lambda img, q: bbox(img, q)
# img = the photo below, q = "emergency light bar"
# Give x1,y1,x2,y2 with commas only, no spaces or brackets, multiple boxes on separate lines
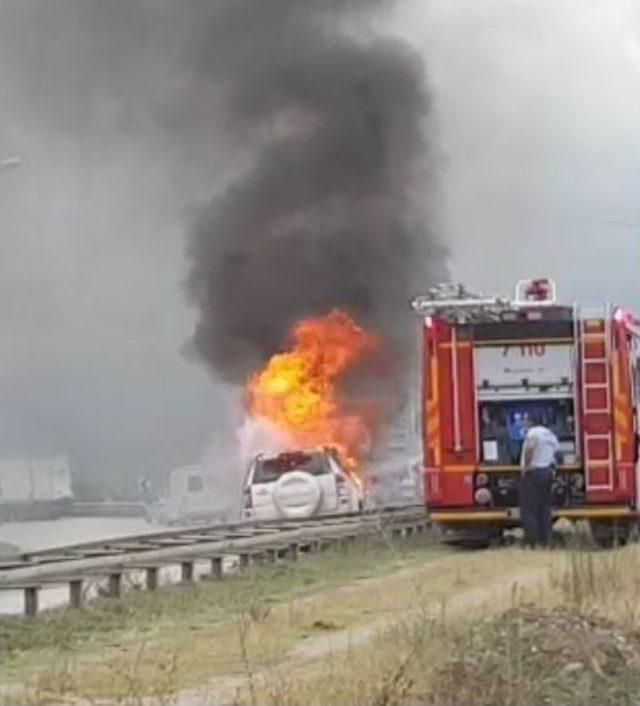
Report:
411,278,560,321
411,296,509,314
514,278,557,306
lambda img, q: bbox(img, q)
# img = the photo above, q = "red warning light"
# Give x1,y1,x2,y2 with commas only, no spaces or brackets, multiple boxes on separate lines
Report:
524,278,551,302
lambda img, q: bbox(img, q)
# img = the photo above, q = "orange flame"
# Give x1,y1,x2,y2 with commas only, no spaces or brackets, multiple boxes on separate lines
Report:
247,310,377,474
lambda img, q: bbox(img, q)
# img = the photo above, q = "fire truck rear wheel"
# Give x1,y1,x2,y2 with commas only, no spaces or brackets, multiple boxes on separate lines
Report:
589,519,631,548
439,523,502,550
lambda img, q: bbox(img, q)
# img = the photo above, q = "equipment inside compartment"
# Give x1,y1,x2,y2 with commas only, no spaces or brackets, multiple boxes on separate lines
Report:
479,399,576,466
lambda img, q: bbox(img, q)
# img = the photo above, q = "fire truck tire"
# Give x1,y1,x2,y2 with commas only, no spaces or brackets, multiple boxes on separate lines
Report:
589,519,631,548
438,523,502,549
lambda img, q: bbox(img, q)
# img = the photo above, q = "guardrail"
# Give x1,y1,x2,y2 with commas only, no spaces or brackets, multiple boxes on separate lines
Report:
0,505,428,616
69,501,146,518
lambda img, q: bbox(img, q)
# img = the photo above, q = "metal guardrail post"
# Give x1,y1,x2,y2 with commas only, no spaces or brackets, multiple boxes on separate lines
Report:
108,572,122,598
24,586,39,617
69,578,83,609
210,557,224,578
343,535,356,551
146,567,159,591
208,556,223,578
0,505,428,615
181,561,194,583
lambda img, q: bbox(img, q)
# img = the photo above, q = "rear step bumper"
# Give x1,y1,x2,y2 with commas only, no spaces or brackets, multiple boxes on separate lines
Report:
431,506,638,523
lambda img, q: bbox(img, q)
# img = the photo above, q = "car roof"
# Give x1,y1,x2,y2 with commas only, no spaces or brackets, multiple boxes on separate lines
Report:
257,448,330,461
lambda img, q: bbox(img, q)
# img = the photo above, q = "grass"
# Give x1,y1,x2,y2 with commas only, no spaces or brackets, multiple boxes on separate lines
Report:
430,607,640,706
4,533,639,706
0,532,451,703
551,544,640,628
236,543,640,706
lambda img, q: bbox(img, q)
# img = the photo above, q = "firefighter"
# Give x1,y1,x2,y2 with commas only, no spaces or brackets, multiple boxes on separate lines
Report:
519,412,559,547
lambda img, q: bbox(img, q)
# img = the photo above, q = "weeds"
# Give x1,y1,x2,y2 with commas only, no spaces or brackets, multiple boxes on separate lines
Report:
244,603,640,706
0,534,438,660
1,531,446,703
429,608,640,706
15,533,639,706
228,543,640,706
553,544,640,629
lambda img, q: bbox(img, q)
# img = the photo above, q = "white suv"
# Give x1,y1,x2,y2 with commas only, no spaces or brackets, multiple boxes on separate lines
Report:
241,449,362,521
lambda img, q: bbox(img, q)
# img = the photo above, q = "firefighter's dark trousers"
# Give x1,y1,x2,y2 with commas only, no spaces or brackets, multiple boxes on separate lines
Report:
520,467,554,547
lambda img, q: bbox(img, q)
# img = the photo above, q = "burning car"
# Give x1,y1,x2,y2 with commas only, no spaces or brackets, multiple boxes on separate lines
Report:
241,448,362,521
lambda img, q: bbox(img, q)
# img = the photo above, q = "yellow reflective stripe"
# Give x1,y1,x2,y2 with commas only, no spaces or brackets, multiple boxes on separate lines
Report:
612,350,631,460
431,511,509,523
427,347,441,466
431,506,637,524
555,507,636,519
439,342,472,349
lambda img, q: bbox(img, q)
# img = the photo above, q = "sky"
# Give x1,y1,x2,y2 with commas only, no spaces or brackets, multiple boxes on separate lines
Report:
0,2,239,495
0,0,638,495
405,0,640,307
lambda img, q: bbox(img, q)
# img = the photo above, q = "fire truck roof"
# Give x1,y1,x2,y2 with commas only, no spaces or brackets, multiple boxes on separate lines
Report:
412,280,640,344
411,279,573,325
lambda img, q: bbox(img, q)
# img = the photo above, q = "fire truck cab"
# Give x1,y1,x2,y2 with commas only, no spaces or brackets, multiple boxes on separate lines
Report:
412,278,640,545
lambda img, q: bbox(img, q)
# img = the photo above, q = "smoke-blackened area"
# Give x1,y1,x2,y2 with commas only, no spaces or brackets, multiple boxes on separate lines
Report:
186,0,446,386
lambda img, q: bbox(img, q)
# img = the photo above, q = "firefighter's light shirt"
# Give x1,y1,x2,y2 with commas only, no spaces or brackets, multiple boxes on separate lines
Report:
521,426,559,470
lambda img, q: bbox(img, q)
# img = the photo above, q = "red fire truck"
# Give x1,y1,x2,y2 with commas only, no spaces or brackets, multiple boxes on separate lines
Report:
412,278,640,545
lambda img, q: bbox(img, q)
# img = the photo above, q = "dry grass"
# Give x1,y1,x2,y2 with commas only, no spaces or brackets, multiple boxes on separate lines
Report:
0,532,451,704
5,536,640,706
551,544,640,629
228,544,640,706
430,607,640,706
218,548,555,705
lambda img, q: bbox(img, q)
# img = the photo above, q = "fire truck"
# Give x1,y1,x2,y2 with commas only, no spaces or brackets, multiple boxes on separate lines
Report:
412,278,640,546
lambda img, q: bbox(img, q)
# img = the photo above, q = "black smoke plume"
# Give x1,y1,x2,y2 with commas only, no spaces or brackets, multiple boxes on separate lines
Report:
186,0,446,387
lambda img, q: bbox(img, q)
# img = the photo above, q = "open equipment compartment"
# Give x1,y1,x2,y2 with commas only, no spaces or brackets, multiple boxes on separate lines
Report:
475,338,578,468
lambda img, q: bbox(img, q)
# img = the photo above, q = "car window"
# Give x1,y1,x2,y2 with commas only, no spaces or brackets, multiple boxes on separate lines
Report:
252,452,331,484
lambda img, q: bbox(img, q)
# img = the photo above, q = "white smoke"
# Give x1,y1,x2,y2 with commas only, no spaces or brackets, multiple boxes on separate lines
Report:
235,417,297,467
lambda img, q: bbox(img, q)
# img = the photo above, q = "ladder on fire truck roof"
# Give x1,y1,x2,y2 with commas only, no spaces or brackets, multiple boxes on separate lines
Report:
411,278,558,323
579,306,614,492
